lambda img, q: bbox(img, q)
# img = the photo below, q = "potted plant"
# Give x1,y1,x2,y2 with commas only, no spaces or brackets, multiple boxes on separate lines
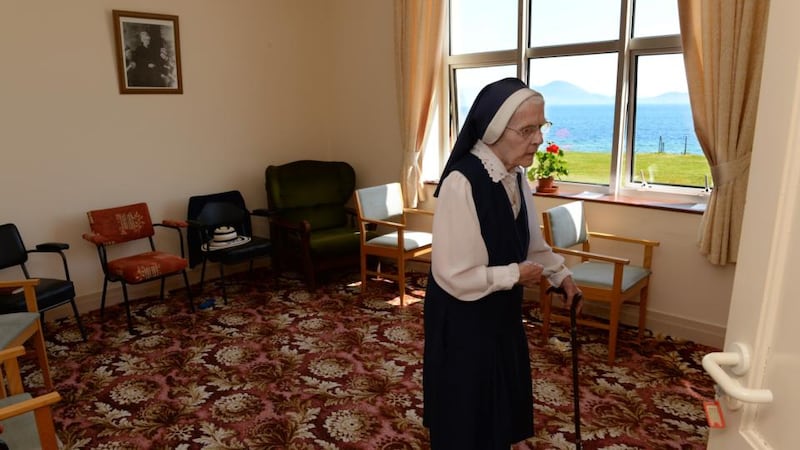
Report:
527,142,569,193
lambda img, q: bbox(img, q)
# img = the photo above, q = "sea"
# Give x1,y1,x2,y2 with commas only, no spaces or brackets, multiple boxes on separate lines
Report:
544,104,702,155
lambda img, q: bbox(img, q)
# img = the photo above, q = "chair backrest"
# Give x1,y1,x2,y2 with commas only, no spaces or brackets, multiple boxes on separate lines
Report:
86,202,155,244
265,160,356,231
542,201,588,248
0,223,27,270
187,191,251,267
355,182,405,222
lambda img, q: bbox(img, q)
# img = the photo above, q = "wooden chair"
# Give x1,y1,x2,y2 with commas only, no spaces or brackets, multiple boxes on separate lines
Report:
353,182,433,306
0,345,62,450
0,279,53,391
83,202,194,334
539,201,660,363
256,160,361,289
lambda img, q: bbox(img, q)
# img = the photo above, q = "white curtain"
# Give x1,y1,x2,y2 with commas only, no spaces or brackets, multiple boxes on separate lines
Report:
394,0,445,206
678,0,770,264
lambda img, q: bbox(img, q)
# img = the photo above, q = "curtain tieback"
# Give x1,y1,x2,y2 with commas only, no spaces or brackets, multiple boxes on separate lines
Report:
710,155,750,186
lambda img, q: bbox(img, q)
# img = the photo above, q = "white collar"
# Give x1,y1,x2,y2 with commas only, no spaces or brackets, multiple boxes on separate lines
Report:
471,141,522,183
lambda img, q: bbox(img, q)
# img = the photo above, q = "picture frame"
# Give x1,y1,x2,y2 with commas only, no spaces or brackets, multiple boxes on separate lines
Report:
112,10,183,94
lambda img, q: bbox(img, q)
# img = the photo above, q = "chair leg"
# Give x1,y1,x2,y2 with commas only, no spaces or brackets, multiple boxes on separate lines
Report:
183,270,195,312
398,257,406,307
100,278,109,319
540,286,552,341
219,263,228,304
200,258,208,290
638,286,649,342
608,300,622,364
359,251,368,294
121,282,135,334
31,324,53,390
69,298,87,341
159,277,166,300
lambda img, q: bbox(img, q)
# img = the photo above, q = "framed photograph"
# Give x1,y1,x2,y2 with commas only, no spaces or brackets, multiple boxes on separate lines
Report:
112,10,183,94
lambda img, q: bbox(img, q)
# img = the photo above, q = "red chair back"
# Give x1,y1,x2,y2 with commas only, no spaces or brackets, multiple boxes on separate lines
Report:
86,203,155,244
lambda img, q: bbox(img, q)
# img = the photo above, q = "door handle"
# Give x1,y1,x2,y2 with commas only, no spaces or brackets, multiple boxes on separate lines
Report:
702,342,773,408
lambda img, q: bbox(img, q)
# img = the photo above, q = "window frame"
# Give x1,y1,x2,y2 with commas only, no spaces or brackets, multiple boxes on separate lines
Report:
434,0,710,203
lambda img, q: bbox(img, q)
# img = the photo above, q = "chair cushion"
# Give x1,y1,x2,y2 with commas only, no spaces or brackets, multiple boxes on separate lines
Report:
0,393,41,450
107,251,188,283
0,312,39,348
0,278,75,315
307,226,362,256
570,262,650,291
366,231,433,251
204,236,272,264
281,205,348,231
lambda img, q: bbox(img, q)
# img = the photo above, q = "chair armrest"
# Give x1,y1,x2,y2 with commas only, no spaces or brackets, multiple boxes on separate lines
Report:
0,391,62,421
551,246,630,265
589,231,660,247
28,243,72,281
160,219,188,228
268,215,312,233
359,217,405,229
404,207,434,217
588,232,659,268
0,280,39,312
33,242,69,252
251,208,271,217
82,232,113,245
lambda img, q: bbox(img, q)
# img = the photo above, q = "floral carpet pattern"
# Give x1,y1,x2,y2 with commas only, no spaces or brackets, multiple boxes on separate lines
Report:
21,269,719,449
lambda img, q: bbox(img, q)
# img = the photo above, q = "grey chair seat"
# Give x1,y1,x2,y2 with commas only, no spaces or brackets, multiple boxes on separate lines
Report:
0,311,39,348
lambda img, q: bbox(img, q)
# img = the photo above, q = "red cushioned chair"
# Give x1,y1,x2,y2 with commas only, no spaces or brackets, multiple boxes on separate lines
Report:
83,202,194,333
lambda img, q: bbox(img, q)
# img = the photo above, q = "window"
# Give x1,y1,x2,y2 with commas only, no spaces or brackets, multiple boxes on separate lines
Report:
434,0,711,195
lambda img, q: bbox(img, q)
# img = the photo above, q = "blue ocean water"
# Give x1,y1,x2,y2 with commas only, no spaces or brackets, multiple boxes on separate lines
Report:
546,104,703,155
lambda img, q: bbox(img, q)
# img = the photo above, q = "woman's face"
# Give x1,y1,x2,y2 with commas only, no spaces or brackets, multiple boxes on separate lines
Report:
491,97,546,171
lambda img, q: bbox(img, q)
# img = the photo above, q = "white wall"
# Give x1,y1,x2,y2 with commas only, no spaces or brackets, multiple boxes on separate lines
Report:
1,0,734,347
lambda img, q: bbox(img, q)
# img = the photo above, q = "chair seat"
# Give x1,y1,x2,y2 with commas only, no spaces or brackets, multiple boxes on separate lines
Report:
108,251,189,283
203,236,272,264
0,392,41,449
0,278,75,314
570,262,650,292
306,226,362,256
0,312,39,348
366,231,432,251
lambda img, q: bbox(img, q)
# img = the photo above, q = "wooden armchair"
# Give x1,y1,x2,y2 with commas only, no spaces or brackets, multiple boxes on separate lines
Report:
539,201,660,363
255,160,361,288
0,346,61,450
354,182,432,306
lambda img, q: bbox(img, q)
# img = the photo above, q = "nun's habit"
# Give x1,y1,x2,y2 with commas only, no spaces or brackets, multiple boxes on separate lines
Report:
423,78,569,449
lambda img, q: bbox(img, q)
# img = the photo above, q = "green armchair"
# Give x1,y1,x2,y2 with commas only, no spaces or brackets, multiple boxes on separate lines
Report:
254,160,361,288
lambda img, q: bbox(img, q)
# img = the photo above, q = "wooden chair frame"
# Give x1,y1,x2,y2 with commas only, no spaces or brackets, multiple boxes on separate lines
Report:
0,279,52,391
540,202,660,363
354,183,433,306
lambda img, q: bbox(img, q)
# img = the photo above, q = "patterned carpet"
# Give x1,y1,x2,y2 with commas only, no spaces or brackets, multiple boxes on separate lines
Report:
21,269,718,449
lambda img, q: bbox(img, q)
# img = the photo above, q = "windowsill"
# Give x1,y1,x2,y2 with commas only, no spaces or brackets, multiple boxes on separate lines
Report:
532,190,706,214
423,180,708,214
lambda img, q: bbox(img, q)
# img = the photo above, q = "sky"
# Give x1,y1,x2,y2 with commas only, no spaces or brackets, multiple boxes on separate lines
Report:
450,0,685,97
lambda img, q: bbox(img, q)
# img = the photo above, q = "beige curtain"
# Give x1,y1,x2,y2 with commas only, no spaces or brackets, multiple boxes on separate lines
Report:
394,0,445,206
678,0,770,265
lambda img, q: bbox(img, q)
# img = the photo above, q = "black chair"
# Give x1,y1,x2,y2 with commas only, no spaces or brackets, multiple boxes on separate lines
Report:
187,191,272,303
0,223,87,341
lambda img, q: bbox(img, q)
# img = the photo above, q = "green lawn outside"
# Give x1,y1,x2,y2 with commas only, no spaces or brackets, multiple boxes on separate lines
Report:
552,151,712,187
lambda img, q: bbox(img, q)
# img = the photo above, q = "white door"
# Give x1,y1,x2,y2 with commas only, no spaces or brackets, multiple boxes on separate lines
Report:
705,0,800,448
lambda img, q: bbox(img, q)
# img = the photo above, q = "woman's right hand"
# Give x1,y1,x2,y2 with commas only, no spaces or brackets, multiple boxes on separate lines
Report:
517,260,544,287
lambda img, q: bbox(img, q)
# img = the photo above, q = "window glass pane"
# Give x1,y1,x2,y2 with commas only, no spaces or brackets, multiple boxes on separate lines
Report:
530,0,621,47
450,0,517,55
529,54,618,185
631,54,710,188
633,0,680,37
454,65,517,132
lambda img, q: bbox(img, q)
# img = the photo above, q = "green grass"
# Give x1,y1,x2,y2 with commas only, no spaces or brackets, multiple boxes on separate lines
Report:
556,151,712,187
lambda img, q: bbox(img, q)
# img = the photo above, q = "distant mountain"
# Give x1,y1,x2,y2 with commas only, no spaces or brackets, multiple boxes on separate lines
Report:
533,80,689,105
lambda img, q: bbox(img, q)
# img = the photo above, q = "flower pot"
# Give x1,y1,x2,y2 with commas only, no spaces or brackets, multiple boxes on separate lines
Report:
536,176,558,193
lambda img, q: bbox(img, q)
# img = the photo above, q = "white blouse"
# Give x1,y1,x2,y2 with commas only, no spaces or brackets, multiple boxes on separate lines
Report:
431,142,570,301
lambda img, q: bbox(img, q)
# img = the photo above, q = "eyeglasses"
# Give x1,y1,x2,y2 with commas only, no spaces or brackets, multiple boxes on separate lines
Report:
505,121,552,139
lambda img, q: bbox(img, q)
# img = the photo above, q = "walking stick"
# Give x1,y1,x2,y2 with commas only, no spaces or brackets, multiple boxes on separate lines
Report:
547,287,583,449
